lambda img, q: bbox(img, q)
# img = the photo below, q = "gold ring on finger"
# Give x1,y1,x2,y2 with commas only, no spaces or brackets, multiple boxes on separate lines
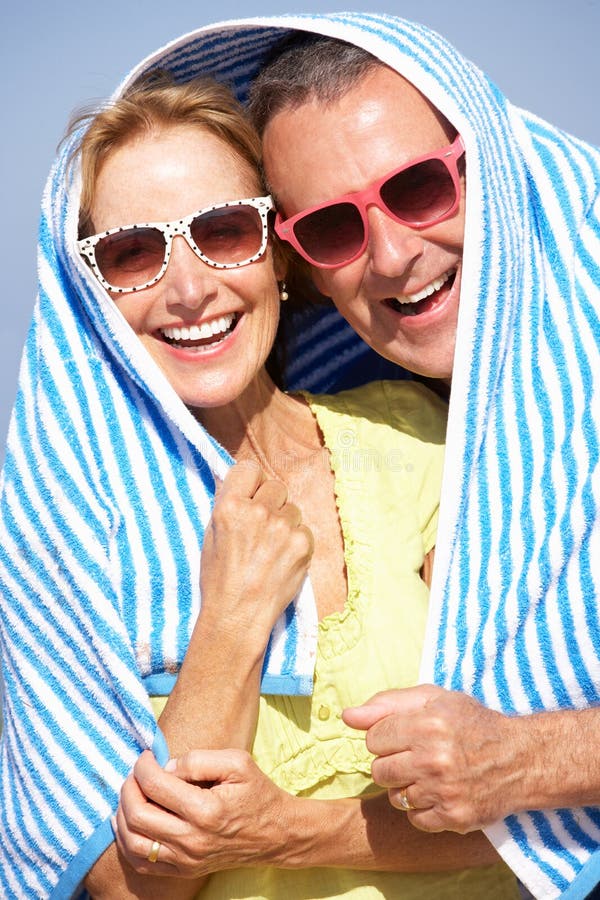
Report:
147,840,161,864
398,791,415,811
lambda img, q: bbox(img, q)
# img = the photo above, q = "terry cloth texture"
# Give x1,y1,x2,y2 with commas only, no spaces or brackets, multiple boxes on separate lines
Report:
1,11,599,900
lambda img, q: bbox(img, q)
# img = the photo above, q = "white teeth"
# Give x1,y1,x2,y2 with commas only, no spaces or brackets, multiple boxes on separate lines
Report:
162,313,235,342
402,270,453,304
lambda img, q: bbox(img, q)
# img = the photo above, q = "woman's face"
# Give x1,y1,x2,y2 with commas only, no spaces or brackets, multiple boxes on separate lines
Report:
89,125,282,409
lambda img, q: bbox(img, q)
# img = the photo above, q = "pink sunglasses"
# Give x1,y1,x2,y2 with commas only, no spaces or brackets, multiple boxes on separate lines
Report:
274,134,465,269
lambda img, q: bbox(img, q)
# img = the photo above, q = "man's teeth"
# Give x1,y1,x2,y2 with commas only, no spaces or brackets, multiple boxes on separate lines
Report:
162,314,235,343
402,270,452,304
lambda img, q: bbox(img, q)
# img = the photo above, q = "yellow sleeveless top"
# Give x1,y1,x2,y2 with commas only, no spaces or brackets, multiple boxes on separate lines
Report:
154,381,519,899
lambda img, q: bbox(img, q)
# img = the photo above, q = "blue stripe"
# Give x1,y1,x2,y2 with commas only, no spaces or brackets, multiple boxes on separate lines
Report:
504,812,570,892
449,206,499,692
562,850,600,900
489,418,516,713
556,808,600,856
507,237,544,710
143,672,177,695
142,399,211,658
260,672,313,695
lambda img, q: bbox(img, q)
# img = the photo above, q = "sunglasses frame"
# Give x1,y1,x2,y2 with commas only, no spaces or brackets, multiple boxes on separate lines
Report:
274,135,465,269
77,195,274,294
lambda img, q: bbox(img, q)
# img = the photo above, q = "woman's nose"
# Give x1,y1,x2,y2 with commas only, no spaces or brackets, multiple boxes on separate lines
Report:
364,205,424,278
162,234,219,310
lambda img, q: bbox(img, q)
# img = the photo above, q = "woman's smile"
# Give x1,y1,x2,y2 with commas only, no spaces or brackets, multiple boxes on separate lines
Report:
159,311,241,352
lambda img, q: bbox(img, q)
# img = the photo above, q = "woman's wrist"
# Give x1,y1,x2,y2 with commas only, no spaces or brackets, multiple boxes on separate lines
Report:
268,795,354,869
158,611,267,755
271,793,501,872
195,599,275,663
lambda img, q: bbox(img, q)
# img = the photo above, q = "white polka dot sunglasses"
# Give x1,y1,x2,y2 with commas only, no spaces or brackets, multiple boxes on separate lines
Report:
77,195,273,294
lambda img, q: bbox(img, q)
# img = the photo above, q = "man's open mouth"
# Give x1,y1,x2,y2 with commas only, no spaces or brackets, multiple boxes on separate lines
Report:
385,269,456,316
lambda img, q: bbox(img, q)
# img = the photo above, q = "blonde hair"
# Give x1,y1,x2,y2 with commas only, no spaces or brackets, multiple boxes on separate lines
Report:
68,71,263,238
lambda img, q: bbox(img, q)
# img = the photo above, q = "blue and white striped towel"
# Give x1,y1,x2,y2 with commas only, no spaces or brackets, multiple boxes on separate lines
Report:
1,11,600,899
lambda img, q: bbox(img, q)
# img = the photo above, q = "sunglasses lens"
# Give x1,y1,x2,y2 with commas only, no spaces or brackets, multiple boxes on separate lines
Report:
381,159,456,225
191,205,264,265
95,228,166,289
293,202,364,266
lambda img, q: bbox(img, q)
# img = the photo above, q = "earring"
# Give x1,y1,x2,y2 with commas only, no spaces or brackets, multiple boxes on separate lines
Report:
279,281,289,302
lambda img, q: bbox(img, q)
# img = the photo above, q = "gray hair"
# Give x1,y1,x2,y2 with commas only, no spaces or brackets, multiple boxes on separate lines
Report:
247,34,383,135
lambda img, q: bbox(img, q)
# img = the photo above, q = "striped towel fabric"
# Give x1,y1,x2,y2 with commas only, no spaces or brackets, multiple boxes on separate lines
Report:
1,11,599,899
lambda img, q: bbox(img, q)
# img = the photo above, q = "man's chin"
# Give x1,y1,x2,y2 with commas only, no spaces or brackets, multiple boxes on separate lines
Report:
366,339,455,382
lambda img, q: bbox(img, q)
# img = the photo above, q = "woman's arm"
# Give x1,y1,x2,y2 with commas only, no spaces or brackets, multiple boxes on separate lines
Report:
157,463,313,755
113,748,501,881
420,546,435,589
85,463,313,899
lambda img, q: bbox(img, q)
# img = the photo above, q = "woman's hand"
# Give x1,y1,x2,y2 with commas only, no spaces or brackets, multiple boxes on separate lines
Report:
114,749,292,878
115,748,503,879
200,461,314,640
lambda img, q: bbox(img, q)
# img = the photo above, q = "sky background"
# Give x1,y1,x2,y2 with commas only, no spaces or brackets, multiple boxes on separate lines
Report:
2,0,599,460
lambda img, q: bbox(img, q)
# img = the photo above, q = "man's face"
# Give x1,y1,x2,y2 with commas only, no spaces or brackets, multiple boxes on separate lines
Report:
262,65,465,381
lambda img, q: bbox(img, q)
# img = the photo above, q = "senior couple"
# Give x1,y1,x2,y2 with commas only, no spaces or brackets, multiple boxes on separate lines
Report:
1,11,599,900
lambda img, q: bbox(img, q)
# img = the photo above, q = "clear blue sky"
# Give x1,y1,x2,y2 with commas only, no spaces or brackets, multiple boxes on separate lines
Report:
2,0,599,458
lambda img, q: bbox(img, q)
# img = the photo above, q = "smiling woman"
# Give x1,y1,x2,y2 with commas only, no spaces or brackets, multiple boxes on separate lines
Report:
82,123,282,409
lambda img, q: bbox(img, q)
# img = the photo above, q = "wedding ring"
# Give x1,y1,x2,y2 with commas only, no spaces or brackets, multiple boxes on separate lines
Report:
147,840,161,864
398,791,415,811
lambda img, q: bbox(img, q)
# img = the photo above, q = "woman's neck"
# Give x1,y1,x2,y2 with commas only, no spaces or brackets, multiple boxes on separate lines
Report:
195,369,348,620
192,369,323,479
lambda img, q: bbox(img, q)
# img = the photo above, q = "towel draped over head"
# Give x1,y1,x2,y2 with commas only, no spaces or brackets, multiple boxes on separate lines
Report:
1,12,599,899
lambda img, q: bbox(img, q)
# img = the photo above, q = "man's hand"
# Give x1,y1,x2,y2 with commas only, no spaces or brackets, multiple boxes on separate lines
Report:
343,685,528,833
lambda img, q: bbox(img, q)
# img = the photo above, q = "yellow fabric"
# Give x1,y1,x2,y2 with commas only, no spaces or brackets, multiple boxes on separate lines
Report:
154,381,519,899
250,381,445,799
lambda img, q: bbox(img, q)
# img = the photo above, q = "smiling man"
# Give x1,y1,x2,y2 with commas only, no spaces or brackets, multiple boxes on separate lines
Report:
242,23,600,900
253,49,463,382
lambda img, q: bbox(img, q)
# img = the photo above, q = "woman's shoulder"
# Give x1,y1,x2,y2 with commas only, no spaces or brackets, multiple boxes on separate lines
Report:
303,379,448,446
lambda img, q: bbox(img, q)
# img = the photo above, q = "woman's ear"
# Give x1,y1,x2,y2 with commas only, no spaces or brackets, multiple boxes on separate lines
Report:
271,235,289,282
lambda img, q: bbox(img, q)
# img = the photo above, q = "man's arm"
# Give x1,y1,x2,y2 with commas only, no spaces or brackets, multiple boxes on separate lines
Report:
344,685,600,833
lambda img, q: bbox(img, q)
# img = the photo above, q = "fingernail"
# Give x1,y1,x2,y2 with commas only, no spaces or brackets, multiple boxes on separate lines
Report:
164,758,177,772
